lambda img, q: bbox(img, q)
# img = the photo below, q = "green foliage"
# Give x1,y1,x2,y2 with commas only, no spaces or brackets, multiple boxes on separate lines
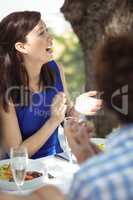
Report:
54,32,85,101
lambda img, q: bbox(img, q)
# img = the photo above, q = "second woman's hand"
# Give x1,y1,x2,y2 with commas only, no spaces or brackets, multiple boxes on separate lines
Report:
64,119,101,164
74,91,102,116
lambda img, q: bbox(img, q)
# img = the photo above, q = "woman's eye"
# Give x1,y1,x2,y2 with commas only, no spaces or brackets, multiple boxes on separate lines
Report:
38,28,49,36
39,31,45,36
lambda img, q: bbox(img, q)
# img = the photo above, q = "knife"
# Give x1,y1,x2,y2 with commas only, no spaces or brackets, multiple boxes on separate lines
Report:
54,154,70,162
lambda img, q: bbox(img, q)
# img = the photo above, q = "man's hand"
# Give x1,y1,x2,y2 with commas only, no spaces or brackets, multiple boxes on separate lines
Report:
34,185,65,200
64,119,102,164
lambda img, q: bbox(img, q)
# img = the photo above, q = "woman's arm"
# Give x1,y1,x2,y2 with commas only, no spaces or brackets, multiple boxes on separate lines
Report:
1,93,67,158
58,64,72,107
58,63,81,118
58,63,103,117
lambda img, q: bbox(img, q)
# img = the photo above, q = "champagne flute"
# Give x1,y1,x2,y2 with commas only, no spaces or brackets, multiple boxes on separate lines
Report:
64,116,95,163
10,147,28,193
64,117,80,164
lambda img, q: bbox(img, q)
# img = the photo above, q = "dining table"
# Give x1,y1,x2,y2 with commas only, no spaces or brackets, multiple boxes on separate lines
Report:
0,152,80,196
0,137,105,196
37,153,80,193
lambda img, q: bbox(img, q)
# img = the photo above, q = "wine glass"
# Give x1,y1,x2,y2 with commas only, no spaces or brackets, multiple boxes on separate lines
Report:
10,147,28,193
64,116,95,163
64,117,80,164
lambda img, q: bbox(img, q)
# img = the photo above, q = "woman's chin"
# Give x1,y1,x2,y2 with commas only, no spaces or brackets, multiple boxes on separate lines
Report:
42,55,53,64
47,54,54,61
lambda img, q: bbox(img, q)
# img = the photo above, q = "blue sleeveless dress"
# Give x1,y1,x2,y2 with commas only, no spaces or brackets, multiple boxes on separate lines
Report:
15,60,64,159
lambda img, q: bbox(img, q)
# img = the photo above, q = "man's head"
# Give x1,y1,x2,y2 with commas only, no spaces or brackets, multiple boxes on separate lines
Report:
94,33,133,123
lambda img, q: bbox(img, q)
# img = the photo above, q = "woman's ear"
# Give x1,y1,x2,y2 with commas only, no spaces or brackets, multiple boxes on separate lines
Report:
15,42,28,54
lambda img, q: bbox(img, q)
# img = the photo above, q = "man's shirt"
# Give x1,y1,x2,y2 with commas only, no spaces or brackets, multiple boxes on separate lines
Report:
69,124,133,200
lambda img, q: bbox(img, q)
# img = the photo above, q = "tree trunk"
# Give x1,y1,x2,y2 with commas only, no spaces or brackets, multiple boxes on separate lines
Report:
61,0,117,90
61,0,133,137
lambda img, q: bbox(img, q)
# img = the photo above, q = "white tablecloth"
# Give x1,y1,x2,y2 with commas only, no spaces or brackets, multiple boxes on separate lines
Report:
37,155,79,194
0,154,79,195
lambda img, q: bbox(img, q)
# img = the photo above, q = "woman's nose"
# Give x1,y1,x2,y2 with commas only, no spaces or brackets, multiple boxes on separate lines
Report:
47,31,53,41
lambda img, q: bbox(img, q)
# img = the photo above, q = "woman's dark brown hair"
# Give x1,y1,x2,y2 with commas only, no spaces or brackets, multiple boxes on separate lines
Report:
94,33,133,123
0,11,54,111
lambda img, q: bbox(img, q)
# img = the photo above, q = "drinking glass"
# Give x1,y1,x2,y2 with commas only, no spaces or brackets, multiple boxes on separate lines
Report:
10,147,28,192
64,117,80,164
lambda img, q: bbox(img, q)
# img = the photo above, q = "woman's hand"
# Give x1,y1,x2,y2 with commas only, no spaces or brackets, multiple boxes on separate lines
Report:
66,105,81,120
74,91,102,115
64,119,102,164
51,92,67,123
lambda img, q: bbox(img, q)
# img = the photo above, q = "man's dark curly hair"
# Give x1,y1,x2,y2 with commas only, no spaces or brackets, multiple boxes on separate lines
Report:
94,33,133,123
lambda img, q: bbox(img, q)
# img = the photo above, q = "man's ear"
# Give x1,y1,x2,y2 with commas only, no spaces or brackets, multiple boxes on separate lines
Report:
15,42,28,54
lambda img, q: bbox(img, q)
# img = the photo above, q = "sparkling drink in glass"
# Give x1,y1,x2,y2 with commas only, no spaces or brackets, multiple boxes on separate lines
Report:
64,117,79,164
10,147,28,191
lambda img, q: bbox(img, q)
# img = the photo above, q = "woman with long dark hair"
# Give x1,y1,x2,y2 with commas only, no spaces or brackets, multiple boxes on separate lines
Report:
0,11,69,159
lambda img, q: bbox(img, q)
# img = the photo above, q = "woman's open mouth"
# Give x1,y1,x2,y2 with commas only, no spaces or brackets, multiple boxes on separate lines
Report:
46,47,53,54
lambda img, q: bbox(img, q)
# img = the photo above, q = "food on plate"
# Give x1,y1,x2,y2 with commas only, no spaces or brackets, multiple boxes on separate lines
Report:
48,173,55,179
0,164,43,181
0,164,11,181
90,138,105,151
97,143,105,151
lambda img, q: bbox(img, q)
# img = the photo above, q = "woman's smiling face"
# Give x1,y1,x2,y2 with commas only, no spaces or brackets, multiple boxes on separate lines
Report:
24,19,53,64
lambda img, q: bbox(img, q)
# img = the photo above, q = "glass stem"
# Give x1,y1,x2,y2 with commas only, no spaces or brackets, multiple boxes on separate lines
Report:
68,151,73,164
17,185,22,194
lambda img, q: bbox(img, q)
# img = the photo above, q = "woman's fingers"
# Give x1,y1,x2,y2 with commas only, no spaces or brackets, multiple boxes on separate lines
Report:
52,92,67,107
75,91,102,115
51,92,67,120
59,104,67,115
87,90,98,97
88,91,102,107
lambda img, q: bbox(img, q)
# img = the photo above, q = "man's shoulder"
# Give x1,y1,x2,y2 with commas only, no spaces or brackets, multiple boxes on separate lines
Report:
70,153,109,199
75,152,108,182
75,147,124,184
70,147,133,200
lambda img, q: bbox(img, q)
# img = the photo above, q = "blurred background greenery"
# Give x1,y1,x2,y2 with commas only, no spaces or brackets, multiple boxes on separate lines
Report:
53,32,85,102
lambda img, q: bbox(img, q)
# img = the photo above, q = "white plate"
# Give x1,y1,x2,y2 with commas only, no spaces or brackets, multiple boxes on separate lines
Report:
90,138,105,145
39,156,79,194
46,158,79,178
90,138,105,150
0,157,79,194
0,159,47,192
